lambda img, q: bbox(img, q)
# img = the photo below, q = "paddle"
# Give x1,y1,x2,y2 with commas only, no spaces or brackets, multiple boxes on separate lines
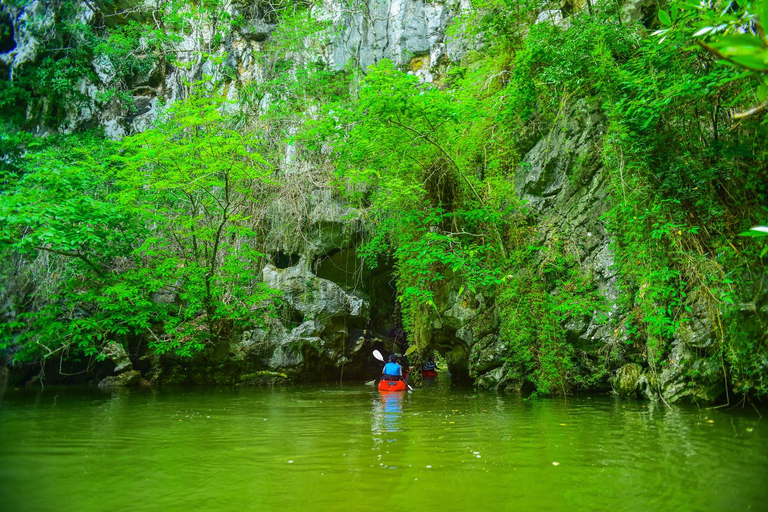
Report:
373,350,413,390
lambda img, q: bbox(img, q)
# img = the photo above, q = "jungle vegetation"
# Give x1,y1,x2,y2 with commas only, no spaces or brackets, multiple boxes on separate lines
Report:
0,0,766,398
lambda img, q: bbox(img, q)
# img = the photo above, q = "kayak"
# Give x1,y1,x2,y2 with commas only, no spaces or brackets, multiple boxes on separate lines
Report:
421,370,438,378
378,380,407,392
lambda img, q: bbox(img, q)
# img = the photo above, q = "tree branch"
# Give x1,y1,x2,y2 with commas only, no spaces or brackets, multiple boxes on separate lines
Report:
732,100,768,119
696,40,768,73
385,118,482,203
34,247,106,277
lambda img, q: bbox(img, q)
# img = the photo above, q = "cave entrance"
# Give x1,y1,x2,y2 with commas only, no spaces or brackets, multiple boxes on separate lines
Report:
314,247,399,342
306,246,402,382
0,11,15,54
273,250,300,269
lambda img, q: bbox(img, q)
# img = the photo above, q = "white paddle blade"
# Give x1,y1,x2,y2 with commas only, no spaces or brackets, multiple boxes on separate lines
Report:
373,350,384,362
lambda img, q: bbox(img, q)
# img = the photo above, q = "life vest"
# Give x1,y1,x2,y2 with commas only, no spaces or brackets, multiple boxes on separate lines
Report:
382,362,402,376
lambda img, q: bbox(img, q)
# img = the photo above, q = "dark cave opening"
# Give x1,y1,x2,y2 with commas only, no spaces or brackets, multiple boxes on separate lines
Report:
273,250,300,269
0,11,16,54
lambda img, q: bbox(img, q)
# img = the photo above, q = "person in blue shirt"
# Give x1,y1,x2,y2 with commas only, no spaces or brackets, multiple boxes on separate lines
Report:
381,354,403,381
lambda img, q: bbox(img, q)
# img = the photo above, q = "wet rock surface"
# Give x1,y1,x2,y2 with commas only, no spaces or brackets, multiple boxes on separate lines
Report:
98,370,141,388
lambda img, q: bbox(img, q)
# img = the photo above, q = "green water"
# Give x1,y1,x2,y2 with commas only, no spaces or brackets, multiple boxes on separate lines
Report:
1,382,766,511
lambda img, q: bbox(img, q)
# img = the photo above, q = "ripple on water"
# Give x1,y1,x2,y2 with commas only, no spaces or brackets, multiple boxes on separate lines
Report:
0,386,766,511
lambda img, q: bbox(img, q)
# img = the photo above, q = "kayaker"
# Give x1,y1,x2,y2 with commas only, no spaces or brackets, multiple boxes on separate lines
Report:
422,357,438,379
381,354,404,381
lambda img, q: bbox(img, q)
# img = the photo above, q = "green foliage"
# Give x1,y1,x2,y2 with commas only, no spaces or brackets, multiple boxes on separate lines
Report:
654,0,768,99
307,59,513,351
2,0,767,398
0,134,161,361
499,233,607,395
0,94,279,364
0,0,211,129
119,93,278,353
455,0,767,398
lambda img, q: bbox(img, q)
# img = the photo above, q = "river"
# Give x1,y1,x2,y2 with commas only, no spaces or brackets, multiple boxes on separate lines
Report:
0,381,766,511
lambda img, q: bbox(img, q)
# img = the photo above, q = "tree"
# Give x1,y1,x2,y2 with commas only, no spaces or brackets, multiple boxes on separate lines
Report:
0,94,279,366
118,93,278,354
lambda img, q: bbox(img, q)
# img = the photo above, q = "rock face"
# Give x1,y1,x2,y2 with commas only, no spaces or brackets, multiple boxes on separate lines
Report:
0,0,458,138
101,342,133,373
98,370,141,388
243,258,370,373
3,1,762,401
0,1,52,79
516,99,619,344
462,100,618,391
326,0,458,81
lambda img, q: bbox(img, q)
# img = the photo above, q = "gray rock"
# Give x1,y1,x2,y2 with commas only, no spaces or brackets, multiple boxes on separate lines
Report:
658,339,723,403
443,292,484,329
101,342,133,373
239,19,275,42
469,334,505,375
224,260,375,374
536,10,564,26
475,365,507,390
622,0,656,24
98,370,141,387
330,0,457,72
0,1,54,78
262,259,368,320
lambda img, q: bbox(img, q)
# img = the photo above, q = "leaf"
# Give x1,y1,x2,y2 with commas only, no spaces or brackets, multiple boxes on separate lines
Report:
693,27,713,37
758,84,768,102
405,345,417,356
658,10,672,26
761,0,768,30
739,226,768,237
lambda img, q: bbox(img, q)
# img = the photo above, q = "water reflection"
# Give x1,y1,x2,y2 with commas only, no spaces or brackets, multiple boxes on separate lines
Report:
1,386,767,512
372,391,404,434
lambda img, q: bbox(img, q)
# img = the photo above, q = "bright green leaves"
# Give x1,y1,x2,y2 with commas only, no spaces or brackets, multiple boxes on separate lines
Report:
333,59,477,196
0,135,163,362
1,94,279,364
654,0,768,114
704,34,768,73
739,226,768,237
499,239,606,396
0,135,133,274
118,93,276,353
318,59,513,353
739,226,768,257
658,9,673,27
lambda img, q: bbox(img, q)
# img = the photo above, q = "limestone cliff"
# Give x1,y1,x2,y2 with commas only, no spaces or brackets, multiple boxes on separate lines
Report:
1,0,765,402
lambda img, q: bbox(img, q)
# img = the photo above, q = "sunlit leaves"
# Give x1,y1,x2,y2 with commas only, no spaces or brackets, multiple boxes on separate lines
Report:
0,94,279,363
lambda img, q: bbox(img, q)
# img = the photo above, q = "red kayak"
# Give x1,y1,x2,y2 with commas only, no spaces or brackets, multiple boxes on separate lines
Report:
378,380,407,392
421,370,438,378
